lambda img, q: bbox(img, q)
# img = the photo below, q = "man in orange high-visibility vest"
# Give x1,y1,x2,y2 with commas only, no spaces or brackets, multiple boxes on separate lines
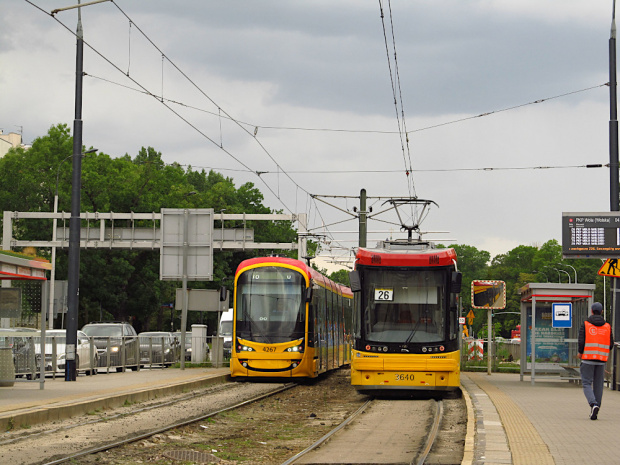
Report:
578,302,614,420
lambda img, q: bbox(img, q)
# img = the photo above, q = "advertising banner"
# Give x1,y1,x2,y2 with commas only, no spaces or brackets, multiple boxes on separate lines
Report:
526,306,569,363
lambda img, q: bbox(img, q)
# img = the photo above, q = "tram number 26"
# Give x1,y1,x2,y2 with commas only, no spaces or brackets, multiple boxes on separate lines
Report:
374,289,393,301
395,373,414,381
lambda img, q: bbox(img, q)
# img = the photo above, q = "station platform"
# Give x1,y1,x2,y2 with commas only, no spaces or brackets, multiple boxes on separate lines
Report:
461,371,620,465
1,368,618,464
0,367,231,432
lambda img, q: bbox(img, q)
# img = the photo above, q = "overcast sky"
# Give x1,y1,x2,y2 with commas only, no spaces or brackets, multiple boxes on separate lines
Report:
1,1,617,268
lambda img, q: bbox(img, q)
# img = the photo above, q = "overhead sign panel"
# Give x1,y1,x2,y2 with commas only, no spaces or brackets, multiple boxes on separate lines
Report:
562,212,620,258
160,208,214,281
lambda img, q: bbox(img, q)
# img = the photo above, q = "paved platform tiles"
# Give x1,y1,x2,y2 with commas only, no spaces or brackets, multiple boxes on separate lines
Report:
463,372,620,465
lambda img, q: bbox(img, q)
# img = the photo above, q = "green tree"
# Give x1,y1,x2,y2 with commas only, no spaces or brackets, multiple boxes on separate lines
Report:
448,244,491,336
329,269,351,287
0,125,300,333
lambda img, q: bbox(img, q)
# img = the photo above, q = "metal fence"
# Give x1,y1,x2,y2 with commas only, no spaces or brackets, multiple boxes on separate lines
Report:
0,332,230,384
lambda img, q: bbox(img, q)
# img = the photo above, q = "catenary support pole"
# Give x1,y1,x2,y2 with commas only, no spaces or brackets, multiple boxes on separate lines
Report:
610,1,620,390
65,2,84,381
359,189,367,248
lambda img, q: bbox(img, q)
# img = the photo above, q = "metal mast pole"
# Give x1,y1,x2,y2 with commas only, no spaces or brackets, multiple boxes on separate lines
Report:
65,1,84,381
359,189,367,248
610,0,620,390
611,1,619,210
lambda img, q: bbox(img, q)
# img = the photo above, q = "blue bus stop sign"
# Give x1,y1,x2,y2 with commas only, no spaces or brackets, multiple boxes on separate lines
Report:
552,303,572,328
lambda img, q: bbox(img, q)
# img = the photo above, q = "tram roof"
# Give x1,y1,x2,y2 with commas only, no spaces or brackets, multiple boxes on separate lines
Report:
235,256,353,297
355,246,457,268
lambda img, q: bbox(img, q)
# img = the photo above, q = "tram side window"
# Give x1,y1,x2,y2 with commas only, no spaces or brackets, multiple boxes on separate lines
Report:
315,286,325,345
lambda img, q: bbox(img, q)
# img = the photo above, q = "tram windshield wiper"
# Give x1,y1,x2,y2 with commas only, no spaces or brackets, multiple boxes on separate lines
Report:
405,319,422,344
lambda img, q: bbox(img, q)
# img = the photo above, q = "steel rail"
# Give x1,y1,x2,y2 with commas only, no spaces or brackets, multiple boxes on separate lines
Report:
41,383,296,465
280,399,374,465
412,399,444,465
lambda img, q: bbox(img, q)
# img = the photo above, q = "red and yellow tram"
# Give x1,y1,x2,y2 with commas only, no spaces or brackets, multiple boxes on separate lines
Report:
349,242,462,392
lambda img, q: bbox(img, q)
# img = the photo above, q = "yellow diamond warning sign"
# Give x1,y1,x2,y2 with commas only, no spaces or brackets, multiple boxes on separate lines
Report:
598,259,620,277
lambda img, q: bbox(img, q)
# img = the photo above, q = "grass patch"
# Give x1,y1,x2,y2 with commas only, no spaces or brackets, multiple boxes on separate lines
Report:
171,362,213,368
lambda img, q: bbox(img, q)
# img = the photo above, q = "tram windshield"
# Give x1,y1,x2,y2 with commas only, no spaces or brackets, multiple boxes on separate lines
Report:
235,267,306,343
362,268,446,343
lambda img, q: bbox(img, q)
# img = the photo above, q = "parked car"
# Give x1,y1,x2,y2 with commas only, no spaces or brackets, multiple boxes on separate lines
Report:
34,330,98,376
173,331,209,362
0,328,37,378
219,308,233,359
81,322,139,372
138,331,178,367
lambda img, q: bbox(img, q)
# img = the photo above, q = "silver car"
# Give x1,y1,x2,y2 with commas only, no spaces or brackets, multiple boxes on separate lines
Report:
138,331,178,367
81,322,139,372
35,330,98,376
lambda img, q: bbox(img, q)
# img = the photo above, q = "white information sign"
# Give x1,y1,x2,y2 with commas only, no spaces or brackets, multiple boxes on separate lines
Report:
374,288,394,301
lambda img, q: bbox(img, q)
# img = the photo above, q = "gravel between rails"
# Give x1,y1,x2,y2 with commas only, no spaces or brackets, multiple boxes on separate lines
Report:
0,369,466,465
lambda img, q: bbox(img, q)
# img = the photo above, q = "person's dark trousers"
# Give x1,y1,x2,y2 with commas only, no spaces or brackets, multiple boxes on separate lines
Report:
581,361,606,407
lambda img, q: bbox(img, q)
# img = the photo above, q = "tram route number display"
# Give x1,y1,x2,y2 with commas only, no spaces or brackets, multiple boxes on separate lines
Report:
375,288,394,301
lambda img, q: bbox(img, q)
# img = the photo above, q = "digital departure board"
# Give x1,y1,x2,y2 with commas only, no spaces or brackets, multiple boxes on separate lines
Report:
562,212,620,258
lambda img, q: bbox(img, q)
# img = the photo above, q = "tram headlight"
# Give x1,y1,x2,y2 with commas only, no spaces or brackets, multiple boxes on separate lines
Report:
383,346,388,352
286,346,304,353
238,345,253,352
422,347,428,353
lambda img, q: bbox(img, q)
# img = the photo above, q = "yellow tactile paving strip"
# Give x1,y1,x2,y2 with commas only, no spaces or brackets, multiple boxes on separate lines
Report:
467,373,555,465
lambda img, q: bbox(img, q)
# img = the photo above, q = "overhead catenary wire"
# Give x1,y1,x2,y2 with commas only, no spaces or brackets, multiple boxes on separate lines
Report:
25,0,340,233
109,1,312,201
178,162,607,175
83,72,608,139
378,0,416,205
23,1,608,258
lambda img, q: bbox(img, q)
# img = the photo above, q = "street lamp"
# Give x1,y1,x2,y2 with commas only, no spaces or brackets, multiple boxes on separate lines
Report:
531,271,549,283
543,265,561,283
557,269,571,284
557,263,578,283
49,149,96,330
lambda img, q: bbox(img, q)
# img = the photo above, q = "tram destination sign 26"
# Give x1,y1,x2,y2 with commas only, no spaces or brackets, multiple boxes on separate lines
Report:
562,212,620,258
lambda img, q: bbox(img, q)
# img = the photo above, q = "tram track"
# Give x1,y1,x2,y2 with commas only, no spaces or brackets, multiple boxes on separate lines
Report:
282,397,447,465
39,383,297,465
0,369,465,465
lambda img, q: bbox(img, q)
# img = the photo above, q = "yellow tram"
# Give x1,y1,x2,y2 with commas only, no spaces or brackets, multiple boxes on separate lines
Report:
230,256,353,379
